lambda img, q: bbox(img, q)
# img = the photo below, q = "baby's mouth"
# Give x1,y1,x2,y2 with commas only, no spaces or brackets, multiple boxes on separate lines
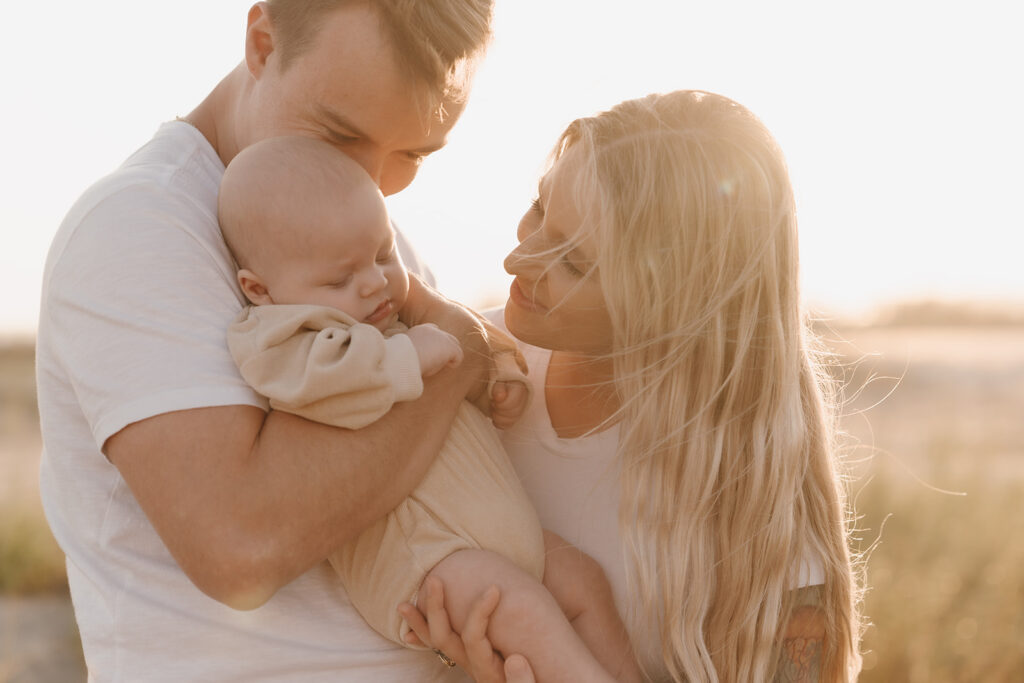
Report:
365,299,393,325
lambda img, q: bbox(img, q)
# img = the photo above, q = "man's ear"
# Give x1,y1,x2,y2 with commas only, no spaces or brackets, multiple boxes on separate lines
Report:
237,269,274,305
245,2,276,79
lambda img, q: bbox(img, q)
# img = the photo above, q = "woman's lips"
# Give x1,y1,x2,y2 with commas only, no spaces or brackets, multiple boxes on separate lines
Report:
365,299,393,324
509,279,546,313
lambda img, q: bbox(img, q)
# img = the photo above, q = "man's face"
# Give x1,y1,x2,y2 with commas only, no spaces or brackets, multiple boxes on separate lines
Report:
248,4,463,196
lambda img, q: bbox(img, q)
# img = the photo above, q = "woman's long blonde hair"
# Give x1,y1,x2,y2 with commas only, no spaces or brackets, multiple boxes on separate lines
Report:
557,91,862,681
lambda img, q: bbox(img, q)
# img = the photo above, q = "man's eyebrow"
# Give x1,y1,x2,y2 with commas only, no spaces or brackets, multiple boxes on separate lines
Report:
315,105,368,139
315,104,446,156
409,140,447,156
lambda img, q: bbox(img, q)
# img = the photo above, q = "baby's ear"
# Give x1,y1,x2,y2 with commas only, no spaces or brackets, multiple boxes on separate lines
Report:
237,269,273,305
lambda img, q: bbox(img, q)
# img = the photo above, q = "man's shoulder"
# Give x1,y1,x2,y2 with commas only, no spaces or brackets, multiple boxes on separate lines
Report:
46,122,228,274
94,121,224,211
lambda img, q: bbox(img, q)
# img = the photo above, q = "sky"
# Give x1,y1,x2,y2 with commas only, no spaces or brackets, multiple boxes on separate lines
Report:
3,1,1022,336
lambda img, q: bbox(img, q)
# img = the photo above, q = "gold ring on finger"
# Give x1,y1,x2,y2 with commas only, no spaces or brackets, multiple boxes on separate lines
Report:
433,649,456,667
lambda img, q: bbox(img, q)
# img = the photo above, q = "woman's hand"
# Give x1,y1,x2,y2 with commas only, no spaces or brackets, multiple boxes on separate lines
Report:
398,577,537,683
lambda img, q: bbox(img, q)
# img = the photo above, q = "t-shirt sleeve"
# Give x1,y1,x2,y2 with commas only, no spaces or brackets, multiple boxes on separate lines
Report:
41,182,266,452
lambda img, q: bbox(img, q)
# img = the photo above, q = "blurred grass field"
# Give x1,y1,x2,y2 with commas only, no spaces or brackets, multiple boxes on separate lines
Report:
2,302,1022,681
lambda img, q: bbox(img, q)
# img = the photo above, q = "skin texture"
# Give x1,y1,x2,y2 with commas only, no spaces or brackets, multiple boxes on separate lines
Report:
106,4,491,609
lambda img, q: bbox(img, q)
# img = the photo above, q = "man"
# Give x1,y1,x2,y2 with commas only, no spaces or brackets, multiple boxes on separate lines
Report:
36,2,495,680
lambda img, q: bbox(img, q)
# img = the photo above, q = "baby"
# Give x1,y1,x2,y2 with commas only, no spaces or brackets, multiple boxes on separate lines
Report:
218,136,640,682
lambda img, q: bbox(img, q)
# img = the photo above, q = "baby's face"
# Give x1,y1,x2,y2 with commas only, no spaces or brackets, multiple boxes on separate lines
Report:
258,189,409,332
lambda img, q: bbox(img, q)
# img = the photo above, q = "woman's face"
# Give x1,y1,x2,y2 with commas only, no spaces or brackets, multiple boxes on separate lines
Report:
503,145,614,355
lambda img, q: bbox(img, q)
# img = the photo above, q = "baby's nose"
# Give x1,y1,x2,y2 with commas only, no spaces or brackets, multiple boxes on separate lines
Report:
361,267,388,295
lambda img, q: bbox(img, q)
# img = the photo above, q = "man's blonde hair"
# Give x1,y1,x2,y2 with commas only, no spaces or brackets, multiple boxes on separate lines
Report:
553,91,864,682
265,0,493,103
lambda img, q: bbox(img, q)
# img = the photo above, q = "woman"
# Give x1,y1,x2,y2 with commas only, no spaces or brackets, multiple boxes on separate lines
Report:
407,90,863,682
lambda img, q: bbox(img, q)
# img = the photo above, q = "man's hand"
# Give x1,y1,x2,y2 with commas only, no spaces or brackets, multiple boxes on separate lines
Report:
406,323,463,377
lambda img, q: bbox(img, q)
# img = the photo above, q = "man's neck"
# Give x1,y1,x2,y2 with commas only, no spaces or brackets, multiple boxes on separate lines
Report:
180,63,249,167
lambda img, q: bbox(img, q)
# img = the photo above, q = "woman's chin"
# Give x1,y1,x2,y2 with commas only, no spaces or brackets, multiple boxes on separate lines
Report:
504,304,560,352
503,304,540,346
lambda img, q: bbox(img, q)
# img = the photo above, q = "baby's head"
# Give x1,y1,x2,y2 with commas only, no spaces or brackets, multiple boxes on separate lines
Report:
219,136,409,331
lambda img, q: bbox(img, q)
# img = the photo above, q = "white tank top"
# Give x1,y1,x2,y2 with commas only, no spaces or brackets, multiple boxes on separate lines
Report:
490,311,824,679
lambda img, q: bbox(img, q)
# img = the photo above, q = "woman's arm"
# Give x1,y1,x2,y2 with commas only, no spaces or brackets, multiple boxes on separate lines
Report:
774,585,826,682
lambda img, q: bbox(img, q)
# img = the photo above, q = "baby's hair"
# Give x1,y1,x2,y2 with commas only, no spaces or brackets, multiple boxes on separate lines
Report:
218,136,375,275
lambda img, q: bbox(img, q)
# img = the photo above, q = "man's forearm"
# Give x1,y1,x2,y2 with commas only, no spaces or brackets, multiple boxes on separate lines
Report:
108,313,488,608
246,366,478,594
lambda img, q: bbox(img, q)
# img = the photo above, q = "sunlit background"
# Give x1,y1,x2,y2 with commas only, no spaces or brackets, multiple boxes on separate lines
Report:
2,2,1023,681
2,1,1022,337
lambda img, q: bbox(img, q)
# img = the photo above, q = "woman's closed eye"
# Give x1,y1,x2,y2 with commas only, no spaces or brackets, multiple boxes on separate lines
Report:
560,252,585,277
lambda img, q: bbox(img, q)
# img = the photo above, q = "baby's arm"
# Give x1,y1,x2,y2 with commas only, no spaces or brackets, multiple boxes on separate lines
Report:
405,323,463,377
228,305,426,429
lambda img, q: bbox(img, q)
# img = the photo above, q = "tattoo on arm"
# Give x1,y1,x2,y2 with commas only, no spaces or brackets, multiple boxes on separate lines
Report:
774,585,826,682
775,634,823,682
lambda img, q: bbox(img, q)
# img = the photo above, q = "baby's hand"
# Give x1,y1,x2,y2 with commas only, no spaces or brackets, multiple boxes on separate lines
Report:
490,379,529,430
406,323,463,377
488,352,530,429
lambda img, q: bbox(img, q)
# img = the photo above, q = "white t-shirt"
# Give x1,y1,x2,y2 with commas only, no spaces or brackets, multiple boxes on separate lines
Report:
488,310,824,679
36,120,463,682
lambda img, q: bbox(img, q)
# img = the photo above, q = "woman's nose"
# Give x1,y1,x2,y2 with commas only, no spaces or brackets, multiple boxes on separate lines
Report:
506,218,542,275
503,243,528,275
